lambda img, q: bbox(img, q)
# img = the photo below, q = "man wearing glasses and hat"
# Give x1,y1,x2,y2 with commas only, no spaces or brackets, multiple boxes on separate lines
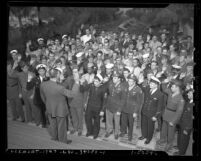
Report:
26,64,49,128
139,76,163,145
158,79,185,152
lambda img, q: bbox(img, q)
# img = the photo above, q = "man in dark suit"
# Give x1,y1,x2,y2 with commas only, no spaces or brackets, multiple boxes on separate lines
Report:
139,76,163,144
40,68,72,144
26,64,49,127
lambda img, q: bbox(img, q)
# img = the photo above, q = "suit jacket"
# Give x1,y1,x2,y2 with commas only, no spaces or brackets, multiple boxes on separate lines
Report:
40,80,70,117
141,86,164,118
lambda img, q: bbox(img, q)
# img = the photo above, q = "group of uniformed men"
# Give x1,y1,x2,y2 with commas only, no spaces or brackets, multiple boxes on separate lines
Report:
7,24,194,155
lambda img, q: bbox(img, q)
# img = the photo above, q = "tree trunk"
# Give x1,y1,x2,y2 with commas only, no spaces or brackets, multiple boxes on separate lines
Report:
37,7,42,26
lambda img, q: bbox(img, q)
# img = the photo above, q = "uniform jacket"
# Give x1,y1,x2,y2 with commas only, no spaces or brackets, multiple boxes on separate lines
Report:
104,81,127,113
141,86,164,118
179,101,194,131
40,80,70,117
161,83,185,124
27,76,49,106
122,85,143,114
80,83,106,112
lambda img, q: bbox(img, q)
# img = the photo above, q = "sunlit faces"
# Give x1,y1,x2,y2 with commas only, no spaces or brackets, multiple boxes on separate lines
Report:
133,59,139,67
49,53,55,61
162,48,168,55
152,35,157,42
94,78,101,87
22,65,29,73
123,70,130,79
149,81,158,89
170,84,179,93
38,68,46,77
72,68,79,80
151,61,158,70
55,39,60,46
128,52,134,59
112,76,120,84
128,78,136,87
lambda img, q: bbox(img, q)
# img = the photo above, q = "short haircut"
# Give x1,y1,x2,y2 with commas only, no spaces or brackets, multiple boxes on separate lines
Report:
49,68,58,78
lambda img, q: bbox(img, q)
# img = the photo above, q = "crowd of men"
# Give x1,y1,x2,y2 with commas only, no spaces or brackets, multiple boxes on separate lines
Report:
7,24,194,155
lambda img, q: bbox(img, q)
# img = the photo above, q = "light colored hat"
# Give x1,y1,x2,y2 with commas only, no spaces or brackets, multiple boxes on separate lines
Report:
150,76,161,84
10,50,18,54
105,63,114,69
37,38,44,42
142,53,149,59
76,52,84,58
62,35,67,39
36,64,47,70
172,65,182,69
55,67,63,73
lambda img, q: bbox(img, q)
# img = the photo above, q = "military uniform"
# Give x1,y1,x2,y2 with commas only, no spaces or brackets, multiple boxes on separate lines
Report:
177,100,193,155
81,83,106,138
104,80,127,137
27,75,49,127
120,84,143,140
159,83,185,150
141,82,163,143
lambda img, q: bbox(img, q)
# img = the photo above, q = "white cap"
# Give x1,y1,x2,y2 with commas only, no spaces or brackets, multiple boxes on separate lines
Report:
172,65,182,69
150,76,161,84
37,38,44,42
87,63,94,68
142,53,149,59
62,35,67,39
96,73,103,82
105,63,114,69
55,67,63,73
76,52,84,58
10,50,18,54
36,64,47,70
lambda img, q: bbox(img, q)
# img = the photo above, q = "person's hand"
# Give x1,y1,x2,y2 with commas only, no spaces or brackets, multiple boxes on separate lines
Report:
116,112,121,116
169,122,174,126
133,113,137,118
183,130,188,135
100,111,104,116
12,61,18,69
30,94,34,99
180,72,186,79
28,72,33,82
19,93,22,98
152,117,157,121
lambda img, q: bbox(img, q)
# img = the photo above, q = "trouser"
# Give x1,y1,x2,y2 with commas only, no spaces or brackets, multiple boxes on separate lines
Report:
177,127,192,155
85,109,100,137
120,112,134,138
70,107,84,132
66,113,74,131
35,103,47,126
141,113,155,141
157,115,163,131
22,92,33,123
106,109,120,135
47,114,67,143
137,106,143,128
160,120,176,148
8,97,25,120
